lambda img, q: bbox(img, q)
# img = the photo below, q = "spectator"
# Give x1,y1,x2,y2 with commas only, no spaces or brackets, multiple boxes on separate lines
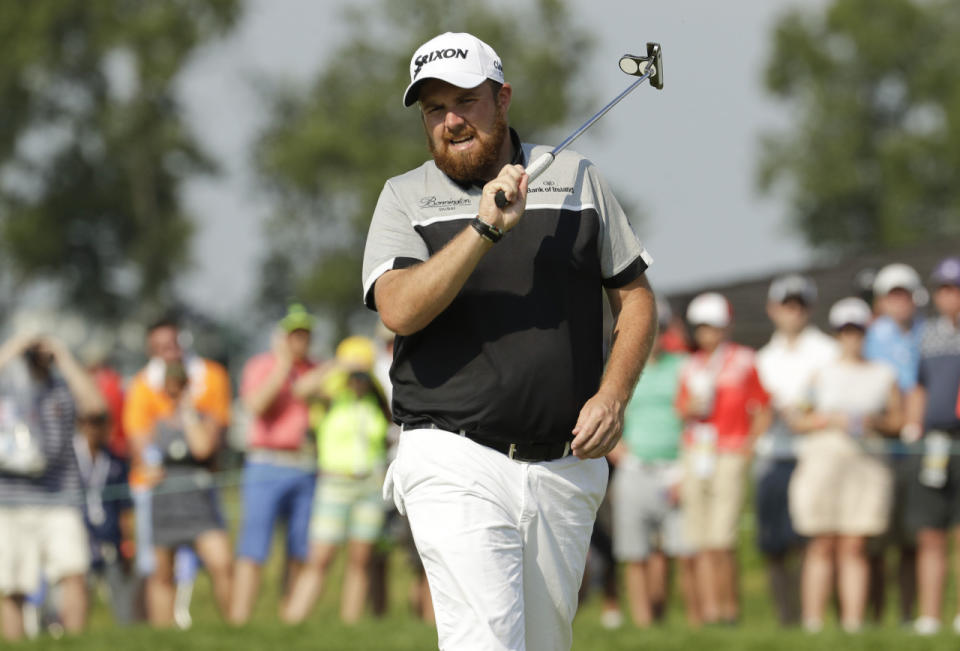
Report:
123,316,231,627
609,297,699,628
864,263,925,625
229,305,318,624
0,332,106,641
904,257,960,635
754,274,838,627
81,344,128,459
144,361,233,626
677,292,772,625
73,409,137,625
283,336,390,624
788,297,902,633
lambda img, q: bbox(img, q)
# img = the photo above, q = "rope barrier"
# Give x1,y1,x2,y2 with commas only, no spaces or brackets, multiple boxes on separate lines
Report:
0,433,957,507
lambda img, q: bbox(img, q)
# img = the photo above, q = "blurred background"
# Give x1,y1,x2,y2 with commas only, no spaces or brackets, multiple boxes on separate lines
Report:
2,0,958,365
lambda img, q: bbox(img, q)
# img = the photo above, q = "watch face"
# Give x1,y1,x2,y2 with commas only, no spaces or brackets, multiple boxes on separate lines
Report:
168,439,188,461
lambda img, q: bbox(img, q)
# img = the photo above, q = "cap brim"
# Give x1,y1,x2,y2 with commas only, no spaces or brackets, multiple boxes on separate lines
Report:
403,72,489,107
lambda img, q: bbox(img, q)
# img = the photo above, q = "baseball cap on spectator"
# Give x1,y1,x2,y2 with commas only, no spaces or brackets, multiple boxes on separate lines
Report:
768,274,817,306
280,304,315,333
403,32,505,107
931,257,960,287
686,292,732,328
336,336,376,371
828,297,872,330
873,263,921,296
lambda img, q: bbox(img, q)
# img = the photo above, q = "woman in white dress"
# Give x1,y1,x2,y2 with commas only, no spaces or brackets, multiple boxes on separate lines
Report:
787,297,903,633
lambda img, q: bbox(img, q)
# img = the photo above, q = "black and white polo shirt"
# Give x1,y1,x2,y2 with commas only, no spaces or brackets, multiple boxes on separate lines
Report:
361,129,652,445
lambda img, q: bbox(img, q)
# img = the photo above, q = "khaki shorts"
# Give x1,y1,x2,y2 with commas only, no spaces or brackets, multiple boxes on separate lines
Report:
681,452,747,550
789,431,892,537
0,505,90,596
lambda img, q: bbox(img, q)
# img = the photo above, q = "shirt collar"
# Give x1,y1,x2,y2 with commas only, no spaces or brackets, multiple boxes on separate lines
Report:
448,128,526,191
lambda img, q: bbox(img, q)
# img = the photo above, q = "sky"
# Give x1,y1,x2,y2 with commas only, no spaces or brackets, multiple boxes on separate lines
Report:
175,0,823,320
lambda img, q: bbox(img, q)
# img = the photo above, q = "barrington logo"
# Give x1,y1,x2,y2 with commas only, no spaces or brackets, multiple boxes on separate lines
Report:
413,48,468,78
419,196,472,211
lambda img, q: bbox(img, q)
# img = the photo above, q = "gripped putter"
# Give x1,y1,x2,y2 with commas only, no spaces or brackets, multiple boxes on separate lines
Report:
494,42,664,209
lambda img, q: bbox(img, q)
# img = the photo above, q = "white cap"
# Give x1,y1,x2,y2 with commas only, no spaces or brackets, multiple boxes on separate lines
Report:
873,263,921,297
686,292,732,328
768,274,817,305
828,297,872,330
403,32,504,107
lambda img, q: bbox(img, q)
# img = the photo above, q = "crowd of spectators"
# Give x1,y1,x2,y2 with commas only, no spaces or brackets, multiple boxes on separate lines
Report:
2,256,960,640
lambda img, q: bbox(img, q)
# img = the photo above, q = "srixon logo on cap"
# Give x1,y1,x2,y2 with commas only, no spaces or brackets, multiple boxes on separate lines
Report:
413,48,468,78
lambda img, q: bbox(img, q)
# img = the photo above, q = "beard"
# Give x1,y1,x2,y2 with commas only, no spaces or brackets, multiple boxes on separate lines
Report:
427,105,508,184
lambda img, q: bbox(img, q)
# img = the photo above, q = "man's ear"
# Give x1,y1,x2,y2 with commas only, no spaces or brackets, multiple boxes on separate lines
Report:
498,82,513,112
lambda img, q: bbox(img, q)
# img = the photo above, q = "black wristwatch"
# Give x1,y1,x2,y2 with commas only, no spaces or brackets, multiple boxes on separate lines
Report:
471,216,504,243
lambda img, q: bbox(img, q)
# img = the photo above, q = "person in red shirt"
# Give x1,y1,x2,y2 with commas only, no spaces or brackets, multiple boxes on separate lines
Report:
229,305,318,625
676,292,772,625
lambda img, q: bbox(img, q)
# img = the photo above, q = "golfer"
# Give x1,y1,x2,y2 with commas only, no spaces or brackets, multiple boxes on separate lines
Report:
362,32,656,650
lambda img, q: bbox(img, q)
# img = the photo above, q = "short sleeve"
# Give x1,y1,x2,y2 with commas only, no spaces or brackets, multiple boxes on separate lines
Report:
361,180,430,310
240,355,269,401
198,361,232,427
585,164,653,288
122,376,154,440
745,365,772,410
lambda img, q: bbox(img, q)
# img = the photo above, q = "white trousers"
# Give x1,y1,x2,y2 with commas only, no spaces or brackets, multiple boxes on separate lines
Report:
386,428,608,651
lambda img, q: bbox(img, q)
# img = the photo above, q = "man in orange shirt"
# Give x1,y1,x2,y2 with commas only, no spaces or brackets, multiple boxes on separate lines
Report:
122,316,231,627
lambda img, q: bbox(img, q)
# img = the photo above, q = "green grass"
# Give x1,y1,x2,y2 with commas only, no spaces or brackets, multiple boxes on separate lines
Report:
16,489,960,649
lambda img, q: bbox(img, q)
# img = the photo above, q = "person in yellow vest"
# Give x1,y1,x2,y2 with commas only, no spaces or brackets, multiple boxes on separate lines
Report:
282,336,390,623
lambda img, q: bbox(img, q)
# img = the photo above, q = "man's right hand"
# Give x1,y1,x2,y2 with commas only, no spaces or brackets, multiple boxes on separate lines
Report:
271,329,294,367
479,164,528,233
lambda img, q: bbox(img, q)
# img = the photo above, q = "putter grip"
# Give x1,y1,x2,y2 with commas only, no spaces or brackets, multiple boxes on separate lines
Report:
493,152,555,209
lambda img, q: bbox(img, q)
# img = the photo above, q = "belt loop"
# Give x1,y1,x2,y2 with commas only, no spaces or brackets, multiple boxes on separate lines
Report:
563,441,571,458
508,443,517,460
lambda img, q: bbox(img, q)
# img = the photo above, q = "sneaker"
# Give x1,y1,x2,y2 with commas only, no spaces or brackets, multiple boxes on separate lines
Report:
914,616,941,636
173,580,194,630
802,619,823,634
952,614,960,634
841,620,862,634
600,609,623,630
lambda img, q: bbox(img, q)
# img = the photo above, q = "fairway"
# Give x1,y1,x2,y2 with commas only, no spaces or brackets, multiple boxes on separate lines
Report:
13,488,960,650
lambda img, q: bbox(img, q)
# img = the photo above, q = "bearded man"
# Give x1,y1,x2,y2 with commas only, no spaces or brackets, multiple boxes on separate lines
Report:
362,32,657,651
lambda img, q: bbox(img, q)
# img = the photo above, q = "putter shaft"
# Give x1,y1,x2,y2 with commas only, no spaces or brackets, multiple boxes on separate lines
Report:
494,53,660,209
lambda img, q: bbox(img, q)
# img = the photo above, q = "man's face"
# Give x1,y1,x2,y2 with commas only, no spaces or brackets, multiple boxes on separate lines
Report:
693,324,726,351
835,325,866,357
876,288,915,325
419,79,510,183
287,329,311,361
148,326,182,364
933,284,960,319
766,298,809,335
78,413,111,448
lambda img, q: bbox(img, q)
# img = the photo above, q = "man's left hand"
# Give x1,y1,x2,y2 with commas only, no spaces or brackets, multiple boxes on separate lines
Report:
571,392,624,459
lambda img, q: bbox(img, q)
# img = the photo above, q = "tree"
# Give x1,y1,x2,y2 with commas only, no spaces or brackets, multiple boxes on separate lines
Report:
758,0,960,252
0,0,241,320
253,0,593,336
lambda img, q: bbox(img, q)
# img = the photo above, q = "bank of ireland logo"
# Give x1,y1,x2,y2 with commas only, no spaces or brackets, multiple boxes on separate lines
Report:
413,48,469,78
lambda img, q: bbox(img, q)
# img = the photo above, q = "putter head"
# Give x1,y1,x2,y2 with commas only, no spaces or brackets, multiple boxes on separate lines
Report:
618,42,664,90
